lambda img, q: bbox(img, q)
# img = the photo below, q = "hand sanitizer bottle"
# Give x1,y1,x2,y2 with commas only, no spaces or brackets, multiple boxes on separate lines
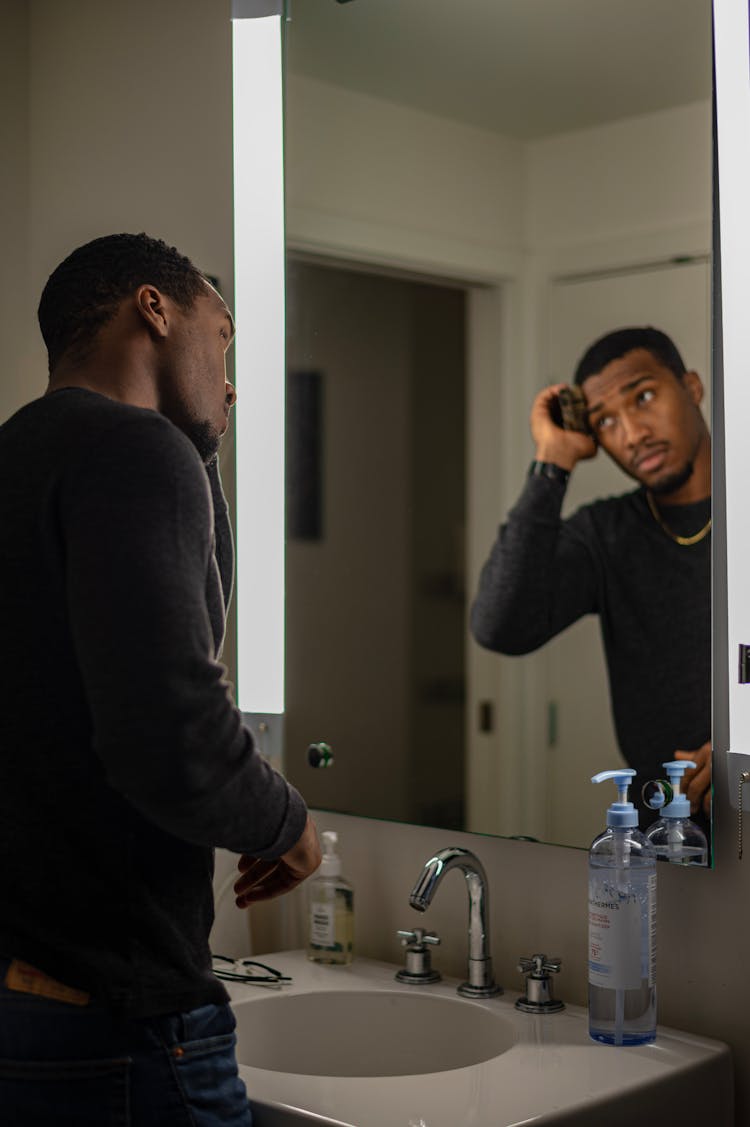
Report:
307,831,354,965
589,770,657,1046
644,761,708,866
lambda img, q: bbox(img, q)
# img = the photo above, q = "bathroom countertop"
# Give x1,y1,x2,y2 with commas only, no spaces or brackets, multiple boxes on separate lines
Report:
226,951,733,1127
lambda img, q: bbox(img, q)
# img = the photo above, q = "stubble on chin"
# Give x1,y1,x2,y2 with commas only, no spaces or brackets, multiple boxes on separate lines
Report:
184,419,221,465
646,460,694,497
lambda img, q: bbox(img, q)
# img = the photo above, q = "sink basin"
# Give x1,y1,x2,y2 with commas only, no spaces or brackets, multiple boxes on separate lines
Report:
227,951,732,1127
233,988,515,1076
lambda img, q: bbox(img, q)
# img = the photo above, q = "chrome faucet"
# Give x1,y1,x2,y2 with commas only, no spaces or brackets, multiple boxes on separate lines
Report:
408,847,501,998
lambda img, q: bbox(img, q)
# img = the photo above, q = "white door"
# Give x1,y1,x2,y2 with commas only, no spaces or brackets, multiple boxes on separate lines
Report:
542,259,711,846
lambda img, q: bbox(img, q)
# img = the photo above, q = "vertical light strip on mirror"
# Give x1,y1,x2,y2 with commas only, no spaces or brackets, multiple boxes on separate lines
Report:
713,0,750,800
232,2,285,714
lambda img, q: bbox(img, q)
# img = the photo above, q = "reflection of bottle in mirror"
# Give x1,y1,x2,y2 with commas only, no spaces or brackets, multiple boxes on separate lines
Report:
588,770,656,1046
644,761,708,867
307,831,354,965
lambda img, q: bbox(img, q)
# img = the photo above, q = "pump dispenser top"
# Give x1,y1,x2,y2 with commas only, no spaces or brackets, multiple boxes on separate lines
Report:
319,830,342,877
591,769,638,828
647,761,694,819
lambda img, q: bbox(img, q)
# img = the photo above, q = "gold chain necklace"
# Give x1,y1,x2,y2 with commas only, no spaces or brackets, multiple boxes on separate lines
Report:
646,491,711,546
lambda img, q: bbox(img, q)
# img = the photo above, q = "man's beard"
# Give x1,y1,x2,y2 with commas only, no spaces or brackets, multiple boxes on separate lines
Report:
183,418,221,465
647,460,694,497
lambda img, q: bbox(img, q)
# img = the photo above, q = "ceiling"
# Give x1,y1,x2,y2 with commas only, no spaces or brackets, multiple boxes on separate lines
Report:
286,0,712,140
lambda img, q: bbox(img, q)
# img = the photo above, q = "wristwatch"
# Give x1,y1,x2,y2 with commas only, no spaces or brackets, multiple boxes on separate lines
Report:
528,460,570,486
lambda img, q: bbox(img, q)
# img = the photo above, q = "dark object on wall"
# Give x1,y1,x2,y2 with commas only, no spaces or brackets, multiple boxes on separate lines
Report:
287,369,324,540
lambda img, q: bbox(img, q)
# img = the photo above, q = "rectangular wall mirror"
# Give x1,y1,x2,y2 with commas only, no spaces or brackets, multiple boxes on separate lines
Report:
278,0,714,857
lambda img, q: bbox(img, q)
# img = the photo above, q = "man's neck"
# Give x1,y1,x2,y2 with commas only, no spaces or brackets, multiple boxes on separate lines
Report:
46,354,158,413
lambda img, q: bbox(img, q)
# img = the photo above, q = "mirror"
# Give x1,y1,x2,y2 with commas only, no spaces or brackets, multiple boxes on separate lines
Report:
280,0,714,853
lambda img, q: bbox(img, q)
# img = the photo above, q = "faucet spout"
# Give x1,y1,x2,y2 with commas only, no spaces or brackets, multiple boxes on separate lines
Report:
409,847,502,998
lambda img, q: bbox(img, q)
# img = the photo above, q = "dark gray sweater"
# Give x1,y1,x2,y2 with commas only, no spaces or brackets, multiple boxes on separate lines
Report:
471,474,711,823
0,389,307,1017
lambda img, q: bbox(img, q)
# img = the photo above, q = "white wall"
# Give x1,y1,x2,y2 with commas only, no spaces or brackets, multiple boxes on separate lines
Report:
285,73,525,280
2,3,747,1122
525,100,712,251
0,0,34,419
27,0,234,302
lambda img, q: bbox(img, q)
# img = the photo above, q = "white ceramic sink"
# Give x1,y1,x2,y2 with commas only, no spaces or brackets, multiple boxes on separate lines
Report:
233,988,515,1076
228,951,732,1127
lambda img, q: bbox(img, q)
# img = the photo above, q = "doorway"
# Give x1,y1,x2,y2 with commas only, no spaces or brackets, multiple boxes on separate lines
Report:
284,257,468,828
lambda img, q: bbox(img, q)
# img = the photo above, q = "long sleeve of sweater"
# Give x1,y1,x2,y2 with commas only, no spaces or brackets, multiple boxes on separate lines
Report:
59,413,307,858
470,473,599,655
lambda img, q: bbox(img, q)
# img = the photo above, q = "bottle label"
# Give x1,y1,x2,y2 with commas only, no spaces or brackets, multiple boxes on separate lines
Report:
588,874,655,990
310,900,335,947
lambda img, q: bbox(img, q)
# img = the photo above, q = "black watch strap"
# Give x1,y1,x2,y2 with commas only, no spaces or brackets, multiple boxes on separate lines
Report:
528,460,570,486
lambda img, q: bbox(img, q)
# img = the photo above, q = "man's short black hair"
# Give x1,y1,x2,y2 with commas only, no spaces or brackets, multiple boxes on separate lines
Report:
573,327,687,386
38,232,207,371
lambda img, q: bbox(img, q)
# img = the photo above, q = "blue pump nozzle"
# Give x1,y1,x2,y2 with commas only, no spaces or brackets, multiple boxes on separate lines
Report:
592,769,638,828
658,760,696,818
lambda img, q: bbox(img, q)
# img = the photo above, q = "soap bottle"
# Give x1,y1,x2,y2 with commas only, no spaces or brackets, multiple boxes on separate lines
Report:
588,769,656,1046
644,761,708,866
307,830,354,965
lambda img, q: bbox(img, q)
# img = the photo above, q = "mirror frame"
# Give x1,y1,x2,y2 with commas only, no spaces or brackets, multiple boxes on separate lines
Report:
713,0,749,819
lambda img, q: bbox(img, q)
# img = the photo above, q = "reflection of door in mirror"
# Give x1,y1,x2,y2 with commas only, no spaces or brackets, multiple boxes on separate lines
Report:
285,260,467,829
536,260,710,847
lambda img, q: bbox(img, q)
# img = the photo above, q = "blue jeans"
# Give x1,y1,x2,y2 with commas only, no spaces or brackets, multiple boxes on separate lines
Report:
0,960,253,1126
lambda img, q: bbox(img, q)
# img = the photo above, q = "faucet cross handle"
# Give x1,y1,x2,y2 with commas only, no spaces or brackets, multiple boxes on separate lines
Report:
395,928,442,985
397,928,441,949
516,953,565,1014
518,954,562,977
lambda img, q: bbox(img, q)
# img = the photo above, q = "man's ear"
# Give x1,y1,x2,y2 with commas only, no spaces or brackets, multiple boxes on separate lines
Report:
683,369,704,406
134,284,170,339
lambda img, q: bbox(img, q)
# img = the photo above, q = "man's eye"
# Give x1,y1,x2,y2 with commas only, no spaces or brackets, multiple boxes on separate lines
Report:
595,415,613,431
638,388,655,404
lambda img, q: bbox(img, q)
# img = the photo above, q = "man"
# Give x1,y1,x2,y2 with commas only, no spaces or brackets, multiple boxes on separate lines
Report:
471,327,711,827
0,233,320,1125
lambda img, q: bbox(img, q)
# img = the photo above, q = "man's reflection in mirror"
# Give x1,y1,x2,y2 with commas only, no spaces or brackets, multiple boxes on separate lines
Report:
471,327,711,835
